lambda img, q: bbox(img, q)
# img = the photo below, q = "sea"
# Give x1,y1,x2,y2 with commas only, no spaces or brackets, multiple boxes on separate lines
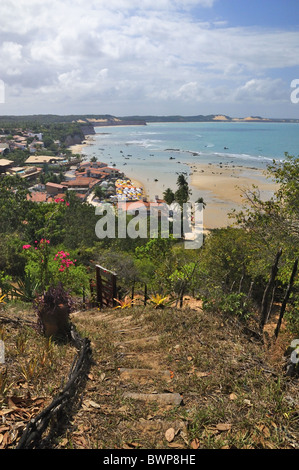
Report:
82,121,299,201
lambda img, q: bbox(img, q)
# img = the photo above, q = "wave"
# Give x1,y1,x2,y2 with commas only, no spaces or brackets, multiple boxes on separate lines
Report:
164,146,282,164
212,152,280,162
125,139,163,148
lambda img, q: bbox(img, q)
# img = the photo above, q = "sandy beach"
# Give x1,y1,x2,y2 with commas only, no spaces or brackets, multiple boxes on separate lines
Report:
69,135,95,155
124,162,278,230
188,163,278,229
68,133,278,230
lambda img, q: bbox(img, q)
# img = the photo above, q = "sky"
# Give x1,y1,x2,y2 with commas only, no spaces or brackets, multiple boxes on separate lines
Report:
0,0,299,118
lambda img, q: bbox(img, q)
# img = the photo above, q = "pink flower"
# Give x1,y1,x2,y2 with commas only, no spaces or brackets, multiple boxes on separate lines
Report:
22,245,31,249
66,202,70,207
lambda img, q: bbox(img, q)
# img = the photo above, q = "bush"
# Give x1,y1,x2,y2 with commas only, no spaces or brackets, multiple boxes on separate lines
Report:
36,283,73,340
203,291,253,321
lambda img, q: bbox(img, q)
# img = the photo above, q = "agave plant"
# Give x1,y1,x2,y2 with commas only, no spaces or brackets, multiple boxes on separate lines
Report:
113,296,135,309
11,273,41,302
149,294,173,309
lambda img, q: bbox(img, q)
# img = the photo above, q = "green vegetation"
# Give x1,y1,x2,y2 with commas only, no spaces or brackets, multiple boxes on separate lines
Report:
0,154,297,337
0,131,298,448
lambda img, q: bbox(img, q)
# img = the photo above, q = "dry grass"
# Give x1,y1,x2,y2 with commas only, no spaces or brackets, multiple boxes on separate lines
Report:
0,299,298,449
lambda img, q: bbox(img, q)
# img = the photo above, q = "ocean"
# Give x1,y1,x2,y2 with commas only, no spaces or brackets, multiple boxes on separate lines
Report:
82,121,299,200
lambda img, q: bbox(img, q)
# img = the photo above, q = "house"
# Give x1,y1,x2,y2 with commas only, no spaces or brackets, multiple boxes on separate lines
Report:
0,158,13,174
27,132,43,141
117,200,169,217
29,141,44,153
0,144,10,156
61,176,101,194
20,166,43,181
25,155,64,165
12,141,27,150
45,182,68,196
26,191,49,203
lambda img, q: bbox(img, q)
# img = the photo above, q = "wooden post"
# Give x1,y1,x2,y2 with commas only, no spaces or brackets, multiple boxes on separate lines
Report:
260,248,282,330
179,280,186,308
275,258,298,339
95,265,117,309
131,278,135,300
82,287,86,309
112,273,117,307
144,283,147,306
96,266,103,309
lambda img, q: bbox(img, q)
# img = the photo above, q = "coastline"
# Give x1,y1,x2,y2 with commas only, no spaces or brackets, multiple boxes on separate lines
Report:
188,163,278,229
121,162,278,230
68,127,280,230
69,135,95,155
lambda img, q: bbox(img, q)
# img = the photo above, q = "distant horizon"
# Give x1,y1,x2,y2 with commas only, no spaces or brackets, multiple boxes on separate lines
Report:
0,112,299,121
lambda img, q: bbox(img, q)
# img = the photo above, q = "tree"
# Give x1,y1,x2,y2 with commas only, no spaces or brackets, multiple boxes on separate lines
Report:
196,196,206,209
174,173,191,207
163,188,175,205
93,185,105,200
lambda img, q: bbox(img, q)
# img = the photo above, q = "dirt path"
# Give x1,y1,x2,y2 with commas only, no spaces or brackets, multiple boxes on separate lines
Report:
51,301,298,450
61,307,190,449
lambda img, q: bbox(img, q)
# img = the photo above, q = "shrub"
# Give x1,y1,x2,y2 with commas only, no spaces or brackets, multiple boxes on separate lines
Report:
36,283,73,340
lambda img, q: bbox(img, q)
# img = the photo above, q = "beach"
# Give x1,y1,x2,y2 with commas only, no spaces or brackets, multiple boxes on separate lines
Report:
68,123,283,230
123,162,278,230
69,135,95,155
189,163,277,229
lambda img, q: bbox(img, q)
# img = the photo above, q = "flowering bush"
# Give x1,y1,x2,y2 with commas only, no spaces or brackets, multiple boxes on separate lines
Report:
54,250,77,272
23,240,89,295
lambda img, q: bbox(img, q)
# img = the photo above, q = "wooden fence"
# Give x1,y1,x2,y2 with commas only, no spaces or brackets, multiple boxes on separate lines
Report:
95,264,117,309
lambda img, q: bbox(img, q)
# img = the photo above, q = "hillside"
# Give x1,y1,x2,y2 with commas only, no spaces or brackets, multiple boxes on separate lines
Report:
0,299,298,450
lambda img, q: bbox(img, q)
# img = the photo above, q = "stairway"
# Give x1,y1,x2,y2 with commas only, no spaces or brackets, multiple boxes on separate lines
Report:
69,307,189,449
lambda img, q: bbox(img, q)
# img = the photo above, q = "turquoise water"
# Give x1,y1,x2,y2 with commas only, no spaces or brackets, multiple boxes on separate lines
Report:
83,121,299,199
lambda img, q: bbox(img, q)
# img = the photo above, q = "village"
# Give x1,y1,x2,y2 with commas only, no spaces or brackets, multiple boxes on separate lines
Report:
0,127,149,207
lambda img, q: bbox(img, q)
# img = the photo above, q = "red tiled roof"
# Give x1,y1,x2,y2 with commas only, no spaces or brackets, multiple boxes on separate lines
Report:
27,192,48,203
64,177,101,187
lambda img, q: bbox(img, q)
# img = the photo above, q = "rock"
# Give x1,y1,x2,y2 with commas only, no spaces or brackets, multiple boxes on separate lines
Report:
119,368,172,383
123,392,183,406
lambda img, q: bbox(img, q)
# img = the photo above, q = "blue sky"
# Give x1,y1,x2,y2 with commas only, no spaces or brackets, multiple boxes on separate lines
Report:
0,0,298,118
196,0,299,29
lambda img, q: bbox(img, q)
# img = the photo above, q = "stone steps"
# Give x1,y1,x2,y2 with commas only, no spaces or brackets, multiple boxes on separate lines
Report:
123,392,183,406
119,367,172,383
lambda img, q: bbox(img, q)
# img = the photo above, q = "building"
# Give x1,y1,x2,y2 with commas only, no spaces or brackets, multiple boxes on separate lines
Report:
45,182,68,196
25,155,65,165
0,144,10,156
27,191,49,203
0,158,13,174
61,176,101,194
27,132,43,141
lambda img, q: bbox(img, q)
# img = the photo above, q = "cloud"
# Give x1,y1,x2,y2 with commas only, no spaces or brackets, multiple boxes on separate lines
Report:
0,0,298,115
234,78,288,103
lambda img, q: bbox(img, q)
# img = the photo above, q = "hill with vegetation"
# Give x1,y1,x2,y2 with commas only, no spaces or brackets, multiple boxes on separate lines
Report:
0,149,298,449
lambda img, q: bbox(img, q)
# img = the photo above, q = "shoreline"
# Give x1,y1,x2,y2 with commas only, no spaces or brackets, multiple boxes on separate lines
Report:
121,162,278,230
68,132,279,230
188,162,278,229
68,135,95,155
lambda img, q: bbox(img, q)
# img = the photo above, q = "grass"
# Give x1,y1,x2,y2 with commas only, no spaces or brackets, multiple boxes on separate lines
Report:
0,299,298,449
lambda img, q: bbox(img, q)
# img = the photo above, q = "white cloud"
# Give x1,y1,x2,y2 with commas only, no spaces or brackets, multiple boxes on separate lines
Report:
234,78,288,103
0,0,298,115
